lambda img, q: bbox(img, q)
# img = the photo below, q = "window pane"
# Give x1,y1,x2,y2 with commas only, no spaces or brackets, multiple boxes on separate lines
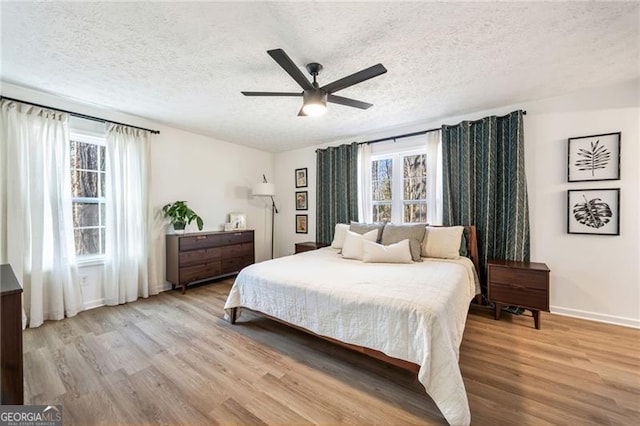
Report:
72,202,100,227
373,203,392,222
403,202,428,223
71,170,99,198
74,228,101,256
372,158,392,201
72,140,98,170
100,228,105,254
403,154,427,200
100,145,106,172
100,172,106,197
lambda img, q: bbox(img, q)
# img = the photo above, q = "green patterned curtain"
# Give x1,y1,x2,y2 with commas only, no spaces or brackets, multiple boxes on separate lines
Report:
316,142,359,244
442,110,530,294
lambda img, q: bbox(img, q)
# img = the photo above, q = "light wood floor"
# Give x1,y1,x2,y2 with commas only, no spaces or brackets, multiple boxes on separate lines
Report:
23,279,640,425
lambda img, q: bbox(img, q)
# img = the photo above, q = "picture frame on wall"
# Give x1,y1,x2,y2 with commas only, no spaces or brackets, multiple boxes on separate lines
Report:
295,214,308,234
568,132,621,182
295,167,308,188
295,191,308,210
567,188,620,236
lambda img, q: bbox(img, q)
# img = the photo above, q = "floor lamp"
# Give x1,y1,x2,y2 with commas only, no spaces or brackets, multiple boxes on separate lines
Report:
252,174,278,259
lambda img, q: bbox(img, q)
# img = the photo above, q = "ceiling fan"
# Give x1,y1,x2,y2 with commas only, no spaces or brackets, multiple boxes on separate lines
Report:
242,48,387,116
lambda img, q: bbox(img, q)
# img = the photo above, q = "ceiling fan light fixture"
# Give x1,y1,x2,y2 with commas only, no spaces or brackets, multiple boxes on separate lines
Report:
302,90,327,116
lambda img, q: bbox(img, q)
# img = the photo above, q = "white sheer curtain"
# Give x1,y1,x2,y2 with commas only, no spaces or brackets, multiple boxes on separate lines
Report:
357,143,372,223
0,100,82,328
103,124,156,305
426,130,443,225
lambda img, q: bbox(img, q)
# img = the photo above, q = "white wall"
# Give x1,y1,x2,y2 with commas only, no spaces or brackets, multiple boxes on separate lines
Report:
1,82,274,309
273,79,640,328
273,148,317,256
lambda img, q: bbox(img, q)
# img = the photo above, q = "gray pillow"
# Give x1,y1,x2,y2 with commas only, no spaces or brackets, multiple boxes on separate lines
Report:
381,224,426,261
350,221,385,243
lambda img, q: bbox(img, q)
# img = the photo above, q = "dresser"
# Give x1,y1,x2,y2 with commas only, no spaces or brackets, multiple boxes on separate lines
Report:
166,230,254,293
1,264,23,404
487,259,550,329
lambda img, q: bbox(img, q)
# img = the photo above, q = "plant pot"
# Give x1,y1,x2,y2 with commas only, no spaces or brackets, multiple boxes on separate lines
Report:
173,222,186,234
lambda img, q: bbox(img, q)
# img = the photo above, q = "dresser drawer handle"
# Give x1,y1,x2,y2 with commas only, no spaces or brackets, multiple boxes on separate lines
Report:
196,236,207,240
234,233,242,236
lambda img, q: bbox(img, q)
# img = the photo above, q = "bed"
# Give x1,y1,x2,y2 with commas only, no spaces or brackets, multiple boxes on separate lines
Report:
224,226,480,425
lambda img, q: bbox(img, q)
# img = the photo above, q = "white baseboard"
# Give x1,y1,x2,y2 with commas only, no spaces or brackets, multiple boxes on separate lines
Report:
550,305,640,329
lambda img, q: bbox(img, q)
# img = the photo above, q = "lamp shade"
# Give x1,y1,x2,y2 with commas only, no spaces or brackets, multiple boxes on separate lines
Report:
252,182,275,197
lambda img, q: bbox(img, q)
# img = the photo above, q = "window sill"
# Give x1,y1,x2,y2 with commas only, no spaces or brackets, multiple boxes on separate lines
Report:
77,256,105,268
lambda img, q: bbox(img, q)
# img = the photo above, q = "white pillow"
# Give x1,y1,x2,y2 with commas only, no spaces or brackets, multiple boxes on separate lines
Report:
331,223,350,249
421,226,464,259
362,239,413,264
341,229,378,260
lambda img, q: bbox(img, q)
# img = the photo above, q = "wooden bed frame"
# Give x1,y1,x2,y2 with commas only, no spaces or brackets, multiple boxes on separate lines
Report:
228,225,479,374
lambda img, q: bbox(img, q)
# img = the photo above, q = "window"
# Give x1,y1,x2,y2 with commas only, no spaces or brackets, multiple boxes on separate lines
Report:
70,133,106,258
371,149,427,224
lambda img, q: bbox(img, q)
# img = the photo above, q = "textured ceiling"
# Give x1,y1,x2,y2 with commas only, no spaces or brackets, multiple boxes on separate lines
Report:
1,1,638,152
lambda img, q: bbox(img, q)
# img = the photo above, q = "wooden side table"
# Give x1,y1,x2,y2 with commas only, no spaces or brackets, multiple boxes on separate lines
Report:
295,241,330,254
487,259,550,329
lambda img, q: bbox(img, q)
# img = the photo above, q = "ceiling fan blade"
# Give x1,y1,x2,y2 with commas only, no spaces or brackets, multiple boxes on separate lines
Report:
241,91,302,97
321,64,387,94
327,94,373,110
267,49,314,91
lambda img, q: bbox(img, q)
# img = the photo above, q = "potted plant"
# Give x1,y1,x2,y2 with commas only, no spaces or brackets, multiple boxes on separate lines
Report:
162,201,204,233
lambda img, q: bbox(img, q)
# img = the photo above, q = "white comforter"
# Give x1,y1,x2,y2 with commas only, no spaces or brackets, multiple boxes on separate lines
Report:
224,247,479,425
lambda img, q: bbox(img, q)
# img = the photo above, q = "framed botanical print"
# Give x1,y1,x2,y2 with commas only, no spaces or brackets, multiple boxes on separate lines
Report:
568,132,620,182
295,167,308,188
295,214,308,234
567,188,620,235
295,191,308,210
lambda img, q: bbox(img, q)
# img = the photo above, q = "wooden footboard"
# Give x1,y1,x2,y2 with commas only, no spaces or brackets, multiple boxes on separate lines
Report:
227,306,420,374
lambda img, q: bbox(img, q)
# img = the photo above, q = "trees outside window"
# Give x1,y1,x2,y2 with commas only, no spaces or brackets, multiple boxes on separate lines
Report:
70,133,106,257
371,150,427,224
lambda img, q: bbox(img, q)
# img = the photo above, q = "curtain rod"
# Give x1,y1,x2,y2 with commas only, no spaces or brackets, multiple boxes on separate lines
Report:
358,110,526,146
0,95,161,135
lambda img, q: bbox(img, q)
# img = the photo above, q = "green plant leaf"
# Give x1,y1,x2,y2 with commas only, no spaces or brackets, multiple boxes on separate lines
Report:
161,200,204,229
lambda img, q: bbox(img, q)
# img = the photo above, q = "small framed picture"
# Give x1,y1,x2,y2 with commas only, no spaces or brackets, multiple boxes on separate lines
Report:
295,191,308,210
228,212,247,230
295,167,308,188
295,214,308,234
567,188,619,235
568,132,620,182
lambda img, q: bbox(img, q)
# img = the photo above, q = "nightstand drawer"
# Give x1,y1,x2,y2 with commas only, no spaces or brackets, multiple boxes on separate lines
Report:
490,267,547,290
489,283,548,310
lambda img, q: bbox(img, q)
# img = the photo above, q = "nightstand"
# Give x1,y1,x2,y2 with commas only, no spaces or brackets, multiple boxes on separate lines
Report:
295,241,330,254
487,259,550,329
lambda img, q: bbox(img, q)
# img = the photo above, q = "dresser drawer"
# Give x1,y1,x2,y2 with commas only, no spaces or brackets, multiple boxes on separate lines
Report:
180,264,208,283
180,234,223,251
489,266,547,290
180,261,221,284
179,247,222,267
219,231,253,246
222,258,243,275
489,283,548,310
